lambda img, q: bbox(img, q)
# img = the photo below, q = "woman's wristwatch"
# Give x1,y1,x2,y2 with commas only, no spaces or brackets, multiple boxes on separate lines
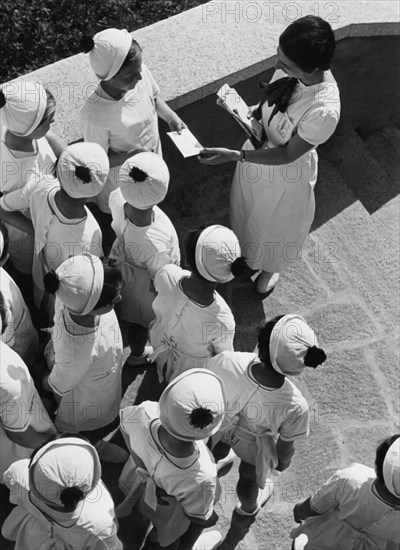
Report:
240,150,246,162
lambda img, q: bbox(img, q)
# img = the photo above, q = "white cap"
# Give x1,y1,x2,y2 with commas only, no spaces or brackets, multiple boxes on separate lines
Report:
89,28,133,81
195,225,241,283
0,81,47,136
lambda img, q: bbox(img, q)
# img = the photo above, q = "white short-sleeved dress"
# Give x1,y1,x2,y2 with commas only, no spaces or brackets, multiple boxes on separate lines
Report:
2,459,123,550
80,64,161,213
0,177,103,308
149,264,235,383
46,305,123,433
206,351,309,488
119,401,218,547
291,463,400,550
231,69,340,272
0,342,55,479
0,127,56,273
109,188,180,326
0,267,38,365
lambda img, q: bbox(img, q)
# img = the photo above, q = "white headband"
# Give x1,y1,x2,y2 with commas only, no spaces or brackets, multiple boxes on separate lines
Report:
383,438,400,497
89,28,133,81
0,81,48,136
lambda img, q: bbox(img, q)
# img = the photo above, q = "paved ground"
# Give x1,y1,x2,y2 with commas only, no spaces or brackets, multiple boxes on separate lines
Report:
0,125,399,549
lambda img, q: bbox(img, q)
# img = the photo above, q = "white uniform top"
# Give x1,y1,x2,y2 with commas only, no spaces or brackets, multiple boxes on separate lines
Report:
0,177,103,307
109,188,180,325
3,459,123,550
291,463,400,550
0,267,38,365
0,126,55,194
206,351,309,486
80,64,161,213
149,264,235,382
0,342,54,479
230,69,340,272
120,401,217,546
47,305,123,433
0,126,56,273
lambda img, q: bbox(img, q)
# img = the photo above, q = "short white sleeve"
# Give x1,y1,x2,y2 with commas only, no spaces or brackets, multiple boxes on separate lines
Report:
278,400,309,442
143,65,160,99
297,106,340,146
0,178,33,212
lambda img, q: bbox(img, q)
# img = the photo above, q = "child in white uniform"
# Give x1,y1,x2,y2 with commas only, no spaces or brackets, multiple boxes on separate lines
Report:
109,151,180,365
80,28,186,251
0,316,56,481
42,254,128,464
2,435,123,550
291,435,400,550
0,223,38,366
0,81,65,275
206,314,327,516
0,142,108,317
150,224,247,383
119,369,225,549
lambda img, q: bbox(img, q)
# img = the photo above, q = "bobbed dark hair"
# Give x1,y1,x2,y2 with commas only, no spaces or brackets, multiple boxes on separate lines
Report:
375,434,400,487
279,16,336,72
184,227,249,281
0,290,7,335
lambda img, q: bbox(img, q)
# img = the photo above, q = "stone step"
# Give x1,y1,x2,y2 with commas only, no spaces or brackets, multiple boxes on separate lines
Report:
362,125,400,185
320,129,397,215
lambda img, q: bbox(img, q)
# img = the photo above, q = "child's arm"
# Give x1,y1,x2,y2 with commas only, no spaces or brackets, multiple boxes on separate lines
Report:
155,96,187,134
45,130,67,157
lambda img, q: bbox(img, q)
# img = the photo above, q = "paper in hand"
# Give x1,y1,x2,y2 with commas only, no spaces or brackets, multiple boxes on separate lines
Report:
167,129,203,158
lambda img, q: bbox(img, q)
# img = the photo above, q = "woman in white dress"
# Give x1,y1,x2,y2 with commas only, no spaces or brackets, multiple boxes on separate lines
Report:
199,16,340,295
291,435,400,550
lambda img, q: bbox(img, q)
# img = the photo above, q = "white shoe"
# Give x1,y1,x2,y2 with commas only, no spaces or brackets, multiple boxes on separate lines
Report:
294,534,309,550
216,449,237,473
193,530,222,550
235,484,273,516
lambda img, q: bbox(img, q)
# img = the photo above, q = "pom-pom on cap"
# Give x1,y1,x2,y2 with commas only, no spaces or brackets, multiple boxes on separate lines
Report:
304,346,327,368
159,369,226,441
28,437,101,517
119,151,169,209
269,314,321,376
57,142,109,199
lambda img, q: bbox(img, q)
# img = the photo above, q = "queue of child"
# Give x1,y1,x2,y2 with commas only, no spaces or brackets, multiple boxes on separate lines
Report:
0,18,398,550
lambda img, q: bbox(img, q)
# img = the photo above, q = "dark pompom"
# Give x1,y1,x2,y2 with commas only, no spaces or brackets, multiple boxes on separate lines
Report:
75,165,92,184
189,407,214,429
60,486,85,509
0,90,6,109
129,166,148,182
304,346,327,368
43,270,60,295
231,256,252,278
81,36,95,53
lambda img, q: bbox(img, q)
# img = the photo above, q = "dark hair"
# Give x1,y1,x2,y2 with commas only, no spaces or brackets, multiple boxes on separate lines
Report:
118,39,143,72
52,157,59,178
93,264,122,309
0,221,10,264
375,434,400,486
279,16,335,72
0,290,7,335
43,270,60,294
257,316,285,364
0,89,6,109
81,36,95,53
184,227,249,281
